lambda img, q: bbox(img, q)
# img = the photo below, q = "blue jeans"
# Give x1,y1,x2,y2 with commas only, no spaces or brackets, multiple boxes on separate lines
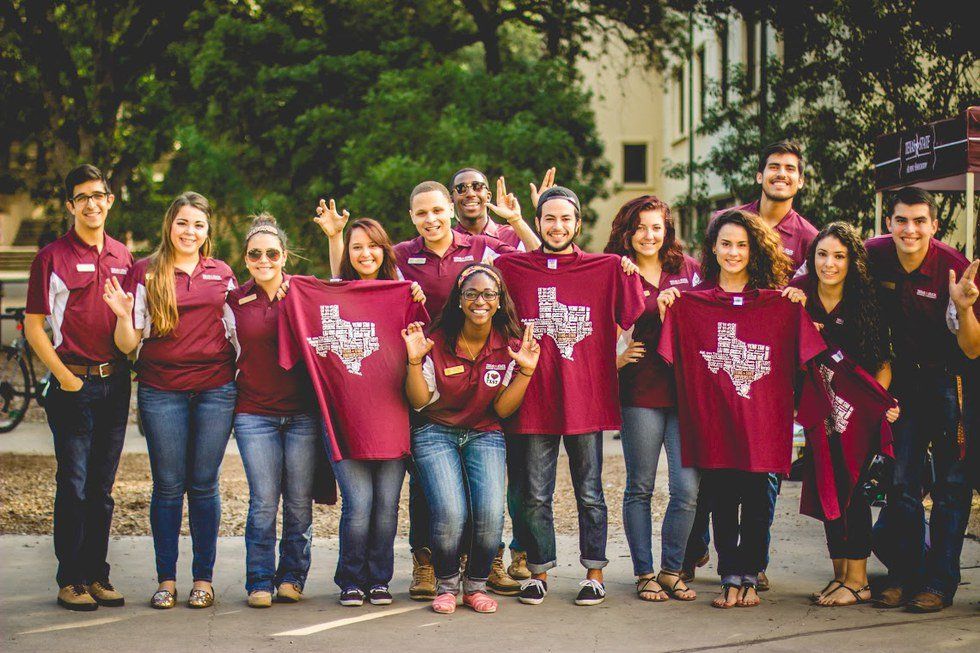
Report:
330,457,406,590
234,412,320,593
876,369,975,601
620,407,700,575
138,381,236,583
523,432,607,574
45,371,131,587
411,423,506,594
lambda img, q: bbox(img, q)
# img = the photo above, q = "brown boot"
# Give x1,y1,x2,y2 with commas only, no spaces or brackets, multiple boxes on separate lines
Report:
58,584,98,612
88,579,125,607
507,549,531,581
488,547,521,596
276,582,302,603
873,585,908,609
409,548,436,601
905,590,947,613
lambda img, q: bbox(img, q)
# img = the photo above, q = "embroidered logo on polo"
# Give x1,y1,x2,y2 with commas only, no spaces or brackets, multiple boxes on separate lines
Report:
306,305,379,375
202,273,222,281
915,289,937,299
818,364,854,434
700,323,771,398
526,287,593,360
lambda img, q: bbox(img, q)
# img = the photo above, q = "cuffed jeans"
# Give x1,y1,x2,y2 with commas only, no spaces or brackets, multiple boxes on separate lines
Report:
138,381,236,583
234,412,320,593
411,423,506,594
46,371,130,587
330,457,405,590
523,432,607,573
620,407,700,575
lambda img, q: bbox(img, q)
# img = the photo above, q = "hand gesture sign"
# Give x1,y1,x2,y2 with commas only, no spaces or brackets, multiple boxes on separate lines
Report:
949,259,979,312
487,177,522,224
402,321,434,365
530,167,556,209
508,322,541,374
314,198,350,238
102,277,134,319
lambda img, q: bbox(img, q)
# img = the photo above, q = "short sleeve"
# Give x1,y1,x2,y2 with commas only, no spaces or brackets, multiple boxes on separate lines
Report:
657,302,677,365
277,298,301,370
797,303,828,367
484,236,517,256
614,265,646,330
222,302,240,360
25,251,53,315
420,355,440,408
501,359,517,387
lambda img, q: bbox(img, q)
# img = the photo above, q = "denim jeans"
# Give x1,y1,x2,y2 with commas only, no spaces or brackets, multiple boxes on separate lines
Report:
234,412,320,593
620,407,700,575
330,457,406,590
138,381,236,583
411,423,506,594
523,432,607,573
875,368,975,601
703,470,771,580
45,371,130,587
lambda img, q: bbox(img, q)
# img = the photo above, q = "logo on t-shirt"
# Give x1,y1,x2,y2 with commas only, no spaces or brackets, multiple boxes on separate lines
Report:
306,305,380,375
700,323,772,399
526,287,593,361
484,370,502,387
818,364,854,434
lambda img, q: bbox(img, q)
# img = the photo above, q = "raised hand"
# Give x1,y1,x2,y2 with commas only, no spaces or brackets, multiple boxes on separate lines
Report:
314,198,350,238
102,276,134,319
402,321,434,364
617,339,645,369
508,322,541,374
487,177,522,224
657,287,681,320
781,286,807,305
949,259,979,311
529,167,556,209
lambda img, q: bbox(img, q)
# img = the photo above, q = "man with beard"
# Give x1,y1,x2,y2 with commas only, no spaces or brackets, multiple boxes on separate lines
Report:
450,168,547,251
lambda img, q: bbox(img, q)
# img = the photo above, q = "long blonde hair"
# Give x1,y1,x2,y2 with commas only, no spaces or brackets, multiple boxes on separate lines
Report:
146,192,213,337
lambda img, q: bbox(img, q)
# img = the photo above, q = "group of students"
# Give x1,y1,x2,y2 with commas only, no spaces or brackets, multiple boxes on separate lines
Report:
25,139,978,618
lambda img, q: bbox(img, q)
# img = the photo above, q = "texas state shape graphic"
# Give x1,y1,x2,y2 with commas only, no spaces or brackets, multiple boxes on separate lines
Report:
306,304,380,375
699,322,771,398
526,287,593,361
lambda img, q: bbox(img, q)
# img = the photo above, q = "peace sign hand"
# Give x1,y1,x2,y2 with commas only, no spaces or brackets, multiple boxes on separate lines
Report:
314,198,350,238
487,177,522,224
530,167,556,209
949,259,979,311
509,322,541,374
402,322,434,364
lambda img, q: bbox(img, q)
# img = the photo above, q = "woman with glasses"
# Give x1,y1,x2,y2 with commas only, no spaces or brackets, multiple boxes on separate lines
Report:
403,263,539,614
222,214,321,609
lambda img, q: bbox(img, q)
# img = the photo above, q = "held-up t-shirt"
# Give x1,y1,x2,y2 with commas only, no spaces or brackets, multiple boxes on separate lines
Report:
277,276,429,461
495,249,645,434
658,288,827,474
619,255,701,408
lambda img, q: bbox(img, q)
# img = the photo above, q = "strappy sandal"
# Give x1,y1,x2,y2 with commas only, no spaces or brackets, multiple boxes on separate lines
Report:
635,576,668,602
818,584,870,607
736,583,760,608
810,579,844,602
711,583,739,609
657,571,696,601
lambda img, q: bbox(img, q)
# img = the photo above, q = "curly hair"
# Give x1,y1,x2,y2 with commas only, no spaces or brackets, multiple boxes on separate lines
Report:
700,209,791,290
603,195,684,274
805,221,891,373
430,263,523,354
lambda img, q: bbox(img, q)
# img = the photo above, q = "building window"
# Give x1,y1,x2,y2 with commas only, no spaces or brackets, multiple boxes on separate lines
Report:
744,18,757,90
623,144,648,184
674,68,685,134
718,23,729,107
697,46,707,122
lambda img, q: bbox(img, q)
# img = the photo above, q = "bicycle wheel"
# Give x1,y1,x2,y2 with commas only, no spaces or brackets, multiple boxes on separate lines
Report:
0,346,31,433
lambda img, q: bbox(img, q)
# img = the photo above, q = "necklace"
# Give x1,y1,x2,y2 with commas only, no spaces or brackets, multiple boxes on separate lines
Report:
459,336,481,360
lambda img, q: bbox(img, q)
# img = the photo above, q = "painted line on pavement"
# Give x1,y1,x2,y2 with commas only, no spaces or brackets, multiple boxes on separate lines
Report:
271,605,425,636
18,616,131,635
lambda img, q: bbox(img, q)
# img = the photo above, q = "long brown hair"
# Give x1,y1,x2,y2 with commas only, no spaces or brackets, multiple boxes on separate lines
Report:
431,263,523,354
339,218,400,281
701,209,790,290
146,192,213,336
603,195,684,274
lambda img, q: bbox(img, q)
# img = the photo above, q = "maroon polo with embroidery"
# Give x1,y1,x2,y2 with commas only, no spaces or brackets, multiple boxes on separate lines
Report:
394,230,517,319
715,200,818,271
419,328,518,431
225,276,314,416
865,235,978,371
453,219,523,249
26,229,133,365
126,257,237,392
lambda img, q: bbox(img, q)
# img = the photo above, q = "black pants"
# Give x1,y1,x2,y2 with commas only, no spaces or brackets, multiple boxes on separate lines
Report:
45,371,131,587
702,469,771,578
823,435,873,559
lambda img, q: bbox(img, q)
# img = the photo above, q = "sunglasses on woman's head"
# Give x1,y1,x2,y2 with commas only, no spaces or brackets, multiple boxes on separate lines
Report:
453,181,488,195
246,248,283,263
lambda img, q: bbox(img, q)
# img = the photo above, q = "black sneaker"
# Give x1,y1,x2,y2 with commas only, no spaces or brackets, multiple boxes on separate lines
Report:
368,585,393,605
339,587,365,607
574,579,606,606
518,579,547,605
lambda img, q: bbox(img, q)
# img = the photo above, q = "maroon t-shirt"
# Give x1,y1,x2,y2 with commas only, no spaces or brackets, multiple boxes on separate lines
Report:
714,200,817,272
495,250,645,434
418,328,518,431
865,235,979,372
278,276,429,461
658,288,827,473
620,255,702,408
453,219,523,249
394,230,516,319
225,277,315,416
127,257,237,392
26,229,133,365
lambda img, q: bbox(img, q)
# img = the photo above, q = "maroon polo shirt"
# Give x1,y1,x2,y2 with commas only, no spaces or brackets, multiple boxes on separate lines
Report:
865,235,978,371
620,255,702,408
127,256,237,392
26,229,133,365
419,328,518,431
394,230,517,319
715,200,818,272
225,276,315,416
453,218,523,250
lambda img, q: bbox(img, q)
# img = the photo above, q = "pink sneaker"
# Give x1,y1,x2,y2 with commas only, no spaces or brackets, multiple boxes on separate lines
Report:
431,592,456,614
462,591,498,613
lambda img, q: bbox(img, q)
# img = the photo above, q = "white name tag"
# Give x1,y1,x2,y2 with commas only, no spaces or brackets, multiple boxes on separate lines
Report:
831,350,844,363
76,263,95,272
408,257,427,265
202,273,222,281
110,267,128,275
733,296,744,306
915,289,937,299
453,255,474,263
547,258,557,270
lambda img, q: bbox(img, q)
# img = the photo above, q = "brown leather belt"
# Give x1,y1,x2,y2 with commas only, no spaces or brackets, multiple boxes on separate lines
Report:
65,362,125,378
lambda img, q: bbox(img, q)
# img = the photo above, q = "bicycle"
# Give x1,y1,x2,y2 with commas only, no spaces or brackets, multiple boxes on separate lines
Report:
0,307,45,433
